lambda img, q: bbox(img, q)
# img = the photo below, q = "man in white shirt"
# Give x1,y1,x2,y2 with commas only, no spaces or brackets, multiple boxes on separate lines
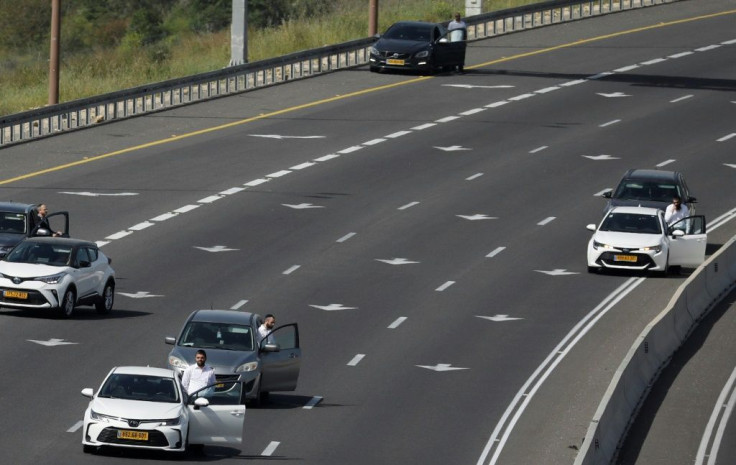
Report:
181,349,216,395
257,314,276,346
664,196,690,227
447,12,467,73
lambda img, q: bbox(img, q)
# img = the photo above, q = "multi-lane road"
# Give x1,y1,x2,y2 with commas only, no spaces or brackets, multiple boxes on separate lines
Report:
1,1,735,464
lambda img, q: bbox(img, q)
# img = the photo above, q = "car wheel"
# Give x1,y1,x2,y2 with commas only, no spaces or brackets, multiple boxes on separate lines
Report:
59,289,76,318
95,281,114,314
657,255,670,277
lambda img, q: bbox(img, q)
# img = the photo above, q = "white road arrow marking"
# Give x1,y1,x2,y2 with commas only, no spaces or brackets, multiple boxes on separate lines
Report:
416,364,469,372
194,245,239,252
249,134,325,139
28,338,78,346
534,269,580,276
375,258,420,265
309,304,358,311
443,84,515,89
597,92,630,98
282,203,325,209
59,192,139,197
434,145,471,152
118,291,164,298
476,314,523,322
582,154,620,161
457,214,498,221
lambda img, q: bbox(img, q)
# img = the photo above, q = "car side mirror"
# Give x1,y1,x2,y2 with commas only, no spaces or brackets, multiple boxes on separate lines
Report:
35,228,51,236
164,336,176,345
602,191,612,198
671,229,685,237
193,397,210,409
586,224,596,231
261,343,281,353
688,196,697,203
439,37,448,43
81,388,94,398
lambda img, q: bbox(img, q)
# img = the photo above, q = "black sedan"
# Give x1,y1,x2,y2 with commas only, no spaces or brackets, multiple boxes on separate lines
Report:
369,21,466,74
602,169,696,214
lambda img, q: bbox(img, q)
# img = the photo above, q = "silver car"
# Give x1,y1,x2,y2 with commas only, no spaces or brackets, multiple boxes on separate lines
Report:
165,309,301,406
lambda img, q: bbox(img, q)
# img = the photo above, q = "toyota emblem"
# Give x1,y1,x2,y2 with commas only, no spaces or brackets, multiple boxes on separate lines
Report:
128,420,140,427
12,277,21,285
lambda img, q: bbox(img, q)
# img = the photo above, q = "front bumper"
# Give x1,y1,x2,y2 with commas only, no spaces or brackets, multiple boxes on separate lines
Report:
0,283,61,309
587,248,665,271
83,420,185,451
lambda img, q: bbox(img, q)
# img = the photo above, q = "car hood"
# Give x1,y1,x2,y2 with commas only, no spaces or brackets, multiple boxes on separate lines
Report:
172,347,257,373
374,38,430,54
593,231,661,247
0,232,24,248
0,262,67,277
91,398,182,419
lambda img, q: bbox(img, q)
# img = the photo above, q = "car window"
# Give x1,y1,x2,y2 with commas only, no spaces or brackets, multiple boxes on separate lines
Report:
75,247,91,266
0,212,27,234
86,247,99,262
384,24,431,41
99,373,179,403
179,322,254,351
600,213,661,234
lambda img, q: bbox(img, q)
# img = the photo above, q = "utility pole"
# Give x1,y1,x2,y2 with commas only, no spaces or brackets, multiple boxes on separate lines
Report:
229,0,248,66
48,0,61,105
369,0,378,36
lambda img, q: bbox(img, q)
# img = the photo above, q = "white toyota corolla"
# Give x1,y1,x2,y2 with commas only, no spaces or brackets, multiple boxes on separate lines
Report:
586,206,706,274
81,366,245,454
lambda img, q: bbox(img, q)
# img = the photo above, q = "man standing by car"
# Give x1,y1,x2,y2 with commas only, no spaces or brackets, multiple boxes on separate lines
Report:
664,196,690,226
258,314,276,345
181,349,216,395
448,12,467,73
32,204,61,237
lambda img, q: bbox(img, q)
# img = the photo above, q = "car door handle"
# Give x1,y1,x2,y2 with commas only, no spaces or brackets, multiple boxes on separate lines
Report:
230,411,244,417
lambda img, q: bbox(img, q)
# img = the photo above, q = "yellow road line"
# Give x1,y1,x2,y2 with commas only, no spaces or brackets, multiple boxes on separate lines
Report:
2,8,734,186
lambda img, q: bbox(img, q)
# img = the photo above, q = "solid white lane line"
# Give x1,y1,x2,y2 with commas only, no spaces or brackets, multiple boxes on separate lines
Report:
529,146,547,154
67,421,83,433
537,217,556,226
599,119,620,127
388,317,407,329
466,173,484,181
231,300,248,310
337,232,356,243
695,44,720,52
436,281,455,292
386,130,412,138
261,441,280,456
283,265,300,275
486,247,506,258
245,178,269,187
657,159,676,167
347,354,365,366
290,162,315,170
303,396,323,409
315,154,339,161
723,39,736,45
398,202,420,210
670,95,693,103
695,366,736,465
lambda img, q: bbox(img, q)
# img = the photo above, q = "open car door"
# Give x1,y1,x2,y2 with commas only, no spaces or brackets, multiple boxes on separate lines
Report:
40,211,70,237
668,215,707,267
435,28,466,69
187,381,245,447
259,323,301,392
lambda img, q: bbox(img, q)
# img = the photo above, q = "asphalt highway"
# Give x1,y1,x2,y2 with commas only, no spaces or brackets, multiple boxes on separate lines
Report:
0,2,735,464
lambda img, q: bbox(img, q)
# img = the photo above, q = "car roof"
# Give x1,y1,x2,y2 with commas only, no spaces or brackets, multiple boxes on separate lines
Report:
190,309,257,324
622,169,680,182
390,20,437,29
22,237,97,248
112,366,175,378
0,202,35,213
608,206,662,215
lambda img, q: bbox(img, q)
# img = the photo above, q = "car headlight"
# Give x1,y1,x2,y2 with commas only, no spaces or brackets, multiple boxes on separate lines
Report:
236,361,259,372
640,245,662,253
34,272,66,284
158,415,182,426
415,50,429,58
369,46,379,55
592,240,614,250
168,356,189,370
90,410,116,422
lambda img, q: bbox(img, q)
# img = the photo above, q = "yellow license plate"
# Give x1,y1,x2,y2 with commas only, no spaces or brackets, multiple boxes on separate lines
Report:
4,290,28,299
386,58,405,65
614,254,637,263
118,430,148,441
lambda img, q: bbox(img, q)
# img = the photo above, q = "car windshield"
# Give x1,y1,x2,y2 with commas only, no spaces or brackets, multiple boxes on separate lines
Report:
179,321,254,351
613,180,681,202
0,212,27,234
383,24,433,41
600,213,661,234
4,242,72,266
98,373,179,403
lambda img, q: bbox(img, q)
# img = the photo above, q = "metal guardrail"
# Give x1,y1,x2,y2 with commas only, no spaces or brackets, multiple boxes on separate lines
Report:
0,0,680,148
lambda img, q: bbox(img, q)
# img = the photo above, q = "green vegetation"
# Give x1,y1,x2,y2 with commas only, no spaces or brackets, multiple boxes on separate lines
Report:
0,0,539,116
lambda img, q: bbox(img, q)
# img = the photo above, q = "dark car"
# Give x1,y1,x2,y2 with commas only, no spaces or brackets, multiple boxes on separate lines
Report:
0,202,69,258
369,21,466,74
166,309,301,406
602,169,696,214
